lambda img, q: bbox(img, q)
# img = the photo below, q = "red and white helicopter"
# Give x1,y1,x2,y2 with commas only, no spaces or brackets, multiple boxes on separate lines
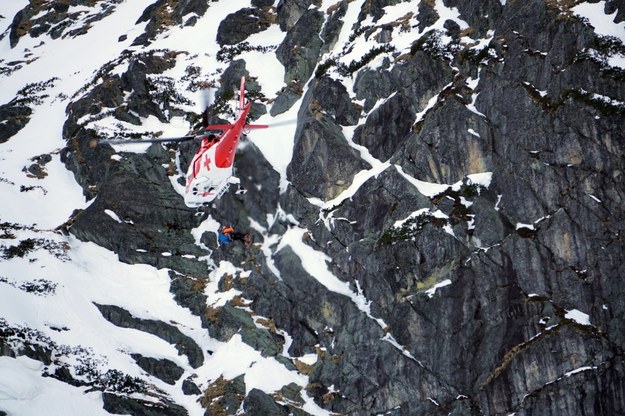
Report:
95,76,267,207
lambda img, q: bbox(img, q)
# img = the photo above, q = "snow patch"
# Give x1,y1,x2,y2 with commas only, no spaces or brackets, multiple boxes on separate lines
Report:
0,356,109,416
425,279,452,298
565,309,591,326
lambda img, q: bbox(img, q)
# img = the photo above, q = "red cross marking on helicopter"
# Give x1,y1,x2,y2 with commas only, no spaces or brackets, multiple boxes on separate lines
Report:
203,156,211,171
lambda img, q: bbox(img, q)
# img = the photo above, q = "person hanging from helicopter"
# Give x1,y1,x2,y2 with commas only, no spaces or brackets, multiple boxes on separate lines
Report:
219,226,253,246
201,133,219,149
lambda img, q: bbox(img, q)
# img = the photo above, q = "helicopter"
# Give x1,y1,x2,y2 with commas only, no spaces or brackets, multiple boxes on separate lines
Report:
94,76,268,207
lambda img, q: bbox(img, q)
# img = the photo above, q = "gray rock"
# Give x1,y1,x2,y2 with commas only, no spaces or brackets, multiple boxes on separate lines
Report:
169,271,210,326
132,0,210,46
310,76,361,126
182,377,202,395
606,0,625,23
243,388,289,416
94,303,204,369
355,0,404,24
216,59,268,120
65,149,208,277
131,354,184,385
276,0,318,31
0,104,31,143
200,374,246,415
252,0,274,7
443,0,503,38
416,0,439,33
286,79,370,200
319,167,432,247
353,48,455,160
216,7,272,46
8,0,118,48
276,9,325,83
207,303,255,341
319,1,348,56
392,97,492,184
352,92,417,162
270,81,303,116
353,63,395,112
287,113,370,200
102,393,188,416
241,327,282,357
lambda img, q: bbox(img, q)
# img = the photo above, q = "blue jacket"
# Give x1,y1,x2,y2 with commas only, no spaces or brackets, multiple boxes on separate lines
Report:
218,232,232,245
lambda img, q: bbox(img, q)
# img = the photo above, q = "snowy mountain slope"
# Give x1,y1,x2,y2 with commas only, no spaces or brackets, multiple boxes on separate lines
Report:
1,0,625,415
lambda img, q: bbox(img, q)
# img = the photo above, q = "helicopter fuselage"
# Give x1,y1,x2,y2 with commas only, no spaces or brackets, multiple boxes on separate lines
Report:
183,100,252,207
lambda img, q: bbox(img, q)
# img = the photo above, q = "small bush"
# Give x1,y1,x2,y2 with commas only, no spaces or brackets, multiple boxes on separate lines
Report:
315,57,342,78
19,278,58,296
563,88,625,116
217,42,277,62
410,30,456,60
2,238,36,259
348,24,373,43
12,78,58,106
340,44,395,76
147,75,194,107
316,45,395,78
378,212,433,245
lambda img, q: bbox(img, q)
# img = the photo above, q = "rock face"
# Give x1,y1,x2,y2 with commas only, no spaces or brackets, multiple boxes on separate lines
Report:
95,303,204,369
102,393,188,416
217,7,273,46
132,0,211,45
3,0,625,415
287,77,369,200
131,354,185,385
8,0,116,47
276,9,325,83
0,104,31,143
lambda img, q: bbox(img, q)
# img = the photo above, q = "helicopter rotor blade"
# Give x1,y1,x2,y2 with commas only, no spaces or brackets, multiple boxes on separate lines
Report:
266,118,297,127
202,108,209,130
89,135,198,148
200,87,216,129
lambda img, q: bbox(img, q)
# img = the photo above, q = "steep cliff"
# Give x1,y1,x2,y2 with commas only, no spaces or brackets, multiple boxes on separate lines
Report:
1,0,624,415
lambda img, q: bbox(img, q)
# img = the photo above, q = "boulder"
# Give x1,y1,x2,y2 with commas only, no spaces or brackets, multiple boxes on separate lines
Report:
217,7,273,46
132,0,210,46
276,9,325,83
243,388,289,415
94,303,204,369
0,104,31,143
182,377,202,395
270,81,303,116
286,78,370,200
102,393,187,416
131,354,184,385
276,0,318,31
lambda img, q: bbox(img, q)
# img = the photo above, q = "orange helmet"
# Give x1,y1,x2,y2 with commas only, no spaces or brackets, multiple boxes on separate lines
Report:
222,226,234,234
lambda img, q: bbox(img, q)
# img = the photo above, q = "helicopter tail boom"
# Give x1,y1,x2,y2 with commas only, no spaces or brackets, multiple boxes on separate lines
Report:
239,76,246,113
